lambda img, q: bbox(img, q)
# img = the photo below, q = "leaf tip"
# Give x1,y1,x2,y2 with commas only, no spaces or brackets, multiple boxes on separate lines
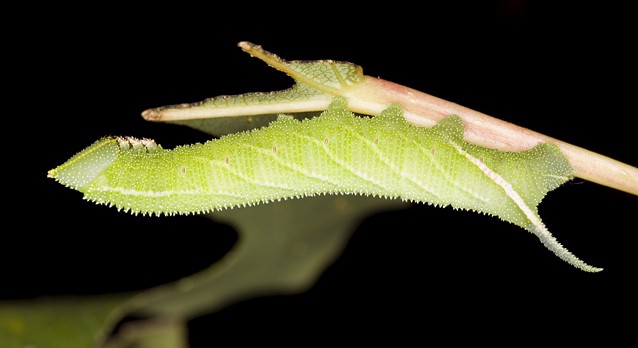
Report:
238,41,256,52
141,108,163,121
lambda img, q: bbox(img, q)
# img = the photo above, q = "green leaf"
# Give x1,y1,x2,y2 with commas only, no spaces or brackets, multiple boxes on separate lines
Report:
0,294,133,348
103,317,188,348
140,41,362,122
128,195,407,318
168,110,320,137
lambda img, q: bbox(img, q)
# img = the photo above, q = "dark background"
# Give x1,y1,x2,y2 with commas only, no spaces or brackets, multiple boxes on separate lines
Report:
11,1,636,346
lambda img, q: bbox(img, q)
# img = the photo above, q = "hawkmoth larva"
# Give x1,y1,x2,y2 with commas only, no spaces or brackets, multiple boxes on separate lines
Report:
48,97,601,272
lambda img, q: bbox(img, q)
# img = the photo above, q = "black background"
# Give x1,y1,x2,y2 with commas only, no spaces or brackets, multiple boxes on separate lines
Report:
10,1,636,346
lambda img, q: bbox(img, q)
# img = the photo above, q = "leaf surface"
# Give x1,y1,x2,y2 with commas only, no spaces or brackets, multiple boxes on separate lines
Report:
0,294,132,348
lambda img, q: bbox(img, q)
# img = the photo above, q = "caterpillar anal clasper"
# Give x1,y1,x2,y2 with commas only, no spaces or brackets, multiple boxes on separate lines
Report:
48,97,601,272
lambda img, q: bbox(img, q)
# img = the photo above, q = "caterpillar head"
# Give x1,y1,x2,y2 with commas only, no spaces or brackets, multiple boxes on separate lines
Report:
48,136,161,192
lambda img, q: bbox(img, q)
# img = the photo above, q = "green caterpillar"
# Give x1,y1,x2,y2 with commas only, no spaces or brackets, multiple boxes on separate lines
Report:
48,97,600,272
